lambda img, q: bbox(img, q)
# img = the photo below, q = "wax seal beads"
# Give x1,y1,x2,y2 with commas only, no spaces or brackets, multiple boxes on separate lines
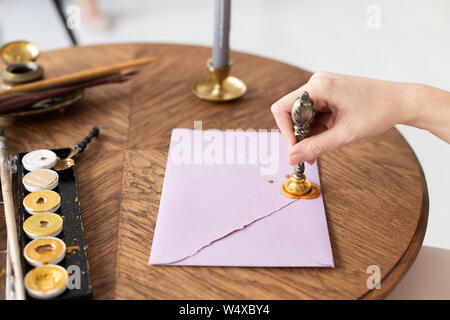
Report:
22,169,59,192
23,212,63,239
23,190,60,214
18,147,92,299
21,149,68,299
24,237,66,267
21,149,57,171
24,265,68,299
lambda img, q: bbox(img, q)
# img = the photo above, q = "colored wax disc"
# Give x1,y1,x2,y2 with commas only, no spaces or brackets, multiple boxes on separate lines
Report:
22,149,57,172
23,190,60,214
24,265,68,299
22,169,59,192
23,212,63,239
24,237,66,267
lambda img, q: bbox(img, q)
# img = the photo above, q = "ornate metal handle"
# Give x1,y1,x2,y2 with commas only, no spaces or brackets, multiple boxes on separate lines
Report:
75,127,99,153
291,91,315,179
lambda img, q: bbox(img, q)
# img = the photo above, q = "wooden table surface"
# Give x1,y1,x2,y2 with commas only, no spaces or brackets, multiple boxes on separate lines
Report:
1,44,428,299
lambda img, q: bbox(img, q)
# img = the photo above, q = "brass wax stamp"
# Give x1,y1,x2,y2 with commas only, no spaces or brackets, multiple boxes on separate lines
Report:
282,91,321,199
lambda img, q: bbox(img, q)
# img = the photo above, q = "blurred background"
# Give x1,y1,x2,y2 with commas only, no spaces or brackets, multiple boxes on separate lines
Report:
0,0,449,299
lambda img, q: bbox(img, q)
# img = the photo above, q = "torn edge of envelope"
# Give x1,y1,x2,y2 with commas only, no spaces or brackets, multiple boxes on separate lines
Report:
156,199,298,265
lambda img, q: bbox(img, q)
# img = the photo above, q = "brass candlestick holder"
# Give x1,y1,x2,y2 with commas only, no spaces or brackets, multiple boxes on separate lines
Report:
193,59,246,102
282,91,321,199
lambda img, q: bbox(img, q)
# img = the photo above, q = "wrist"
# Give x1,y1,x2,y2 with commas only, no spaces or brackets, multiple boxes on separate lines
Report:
397,83,428,129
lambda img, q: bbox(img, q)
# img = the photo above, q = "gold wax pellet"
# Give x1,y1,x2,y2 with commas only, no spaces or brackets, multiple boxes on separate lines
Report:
24,237,66,266
25,265,68,296
23,212,63,238
23,190,60,213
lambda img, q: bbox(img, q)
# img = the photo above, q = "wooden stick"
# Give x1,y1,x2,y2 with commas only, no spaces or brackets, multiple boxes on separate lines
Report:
0,130,25,299
0,56,157,97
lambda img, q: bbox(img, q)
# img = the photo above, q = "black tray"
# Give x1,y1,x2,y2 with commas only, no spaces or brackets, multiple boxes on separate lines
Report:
16,148,92,300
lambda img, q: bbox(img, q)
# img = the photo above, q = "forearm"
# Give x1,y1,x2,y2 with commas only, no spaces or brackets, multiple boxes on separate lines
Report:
272,73,450,164
402,83,450,142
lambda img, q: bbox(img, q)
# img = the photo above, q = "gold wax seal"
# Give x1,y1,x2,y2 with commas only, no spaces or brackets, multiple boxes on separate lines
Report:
281,175,321,199
25,265,68,299
23,190,60,214
23,212,63,239
24,237,66,267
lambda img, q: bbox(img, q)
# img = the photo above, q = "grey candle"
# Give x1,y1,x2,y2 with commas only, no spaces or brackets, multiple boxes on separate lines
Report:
212,0,231,68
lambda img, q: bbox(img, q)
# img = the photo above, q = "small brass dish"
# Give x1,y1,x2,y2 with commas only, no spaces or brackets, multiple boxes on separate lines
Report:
0,41,43,87
0,40,40,64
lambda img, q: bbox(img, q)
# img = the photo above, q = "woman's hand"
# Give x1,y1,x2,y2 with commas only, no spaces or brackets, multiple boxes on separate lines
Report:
271,71,450,166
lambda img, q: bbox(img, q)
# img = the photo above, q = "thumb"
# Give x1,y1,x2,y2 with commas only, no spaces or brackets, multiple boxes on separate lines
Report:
287,125,347,165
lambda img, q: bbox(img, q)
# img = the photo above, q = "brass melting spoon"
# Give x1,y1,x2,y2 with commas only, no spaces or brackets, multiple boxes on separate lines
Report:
53,127,99,171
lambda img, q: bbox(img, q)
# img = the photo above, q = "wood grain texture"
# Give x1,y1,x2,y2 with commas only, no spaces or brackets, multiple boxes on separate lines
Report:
0,44,428,299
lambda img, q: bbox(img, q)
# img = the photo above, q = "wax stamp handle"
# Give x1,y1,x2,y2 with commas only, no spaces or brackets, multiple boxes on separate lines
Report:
75,127,99,153
291,91,315,178
281,91,321,199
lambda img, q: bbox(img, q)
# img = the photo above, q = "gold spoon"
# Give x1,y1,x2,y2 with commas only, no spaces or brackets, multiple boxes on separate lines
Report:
53,127,99,171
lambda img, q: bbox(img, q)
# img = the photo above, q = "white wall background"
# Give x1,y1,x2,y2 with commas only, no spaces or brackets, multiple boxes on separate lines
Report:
0,0,449,298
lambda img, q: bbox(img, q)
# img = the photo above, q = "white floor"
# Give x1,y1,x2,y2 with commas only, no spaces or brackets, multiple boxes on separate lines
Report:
0,0,449,299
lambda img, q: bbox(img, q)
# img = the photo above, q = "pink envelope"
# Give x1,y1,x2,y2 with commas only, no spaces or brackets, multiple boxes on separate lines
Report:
149,129,334,267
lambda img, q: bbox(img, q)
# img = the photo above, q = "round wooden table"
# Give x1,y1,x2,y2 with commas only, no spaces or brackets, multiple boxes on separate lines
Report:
1,44,428,299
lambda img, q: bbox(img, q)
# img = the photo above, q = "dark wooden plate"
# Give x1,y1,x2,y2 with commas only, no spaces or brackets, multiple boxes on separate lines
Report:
0,89,83,118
